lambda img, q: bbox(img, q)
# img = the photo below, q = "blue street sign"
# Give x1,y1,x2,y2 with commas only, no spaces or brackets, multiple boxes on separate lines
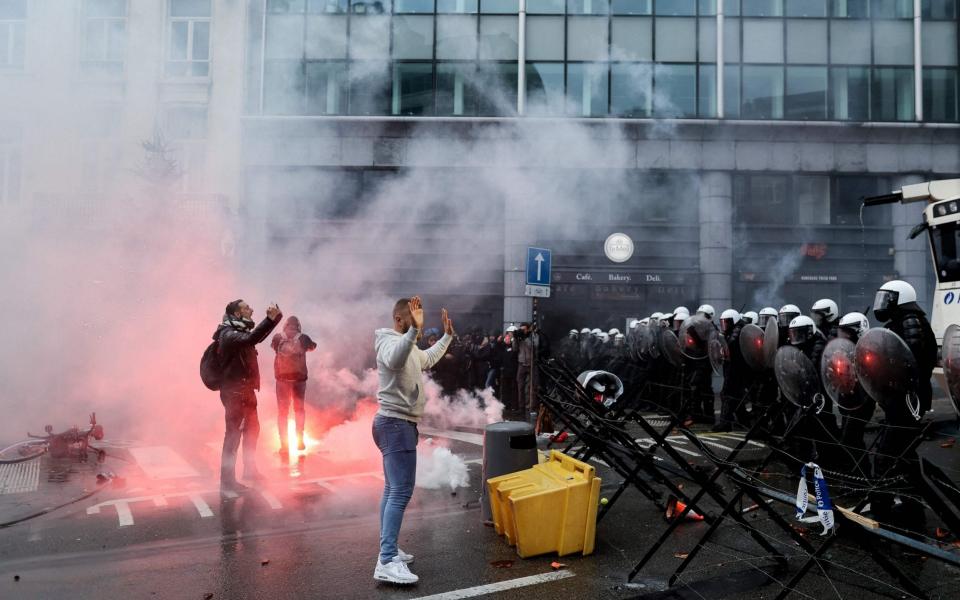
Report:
526,247,552,287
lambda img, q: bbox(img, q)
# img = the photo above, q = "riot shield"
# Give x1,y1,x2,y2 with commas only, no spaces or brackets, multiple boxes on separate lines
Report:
739,323,767,372
708,331,729,376
854,328,918,417
821,338,859,410
942,323,960,415
679,316,713,360
647,324,662,360
763,318,780,369
774,345,821,408
660,329,683,368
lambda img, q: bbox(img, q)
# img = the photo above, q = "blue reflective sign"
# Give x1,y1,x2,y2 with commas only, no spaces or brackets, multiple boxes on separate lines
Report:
526,247,551,286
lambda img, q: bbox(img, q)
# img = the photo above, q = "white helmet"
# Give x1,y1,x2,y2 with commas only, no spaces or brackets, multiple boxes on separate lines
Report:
778,304,801,328
580,327,591,334
719,309,741,334
874,280,917,322
696,304,716,320
838,311,870,339
638,317,650,326
787,315,818,346
598,332,610,343
742,310,759,325
569,329,579,337
673,306,689,317
506,325,518,333
650,312,664,321
757,307,778,328
614,333,625,345
608,328,621,336
628,319,639,329
811,298,839,331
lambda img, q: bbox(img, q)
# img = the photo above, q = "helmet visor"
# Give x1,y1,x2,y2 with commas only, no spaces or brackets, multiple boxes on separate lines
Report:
778,312,798,328
788,325,813,346
874,289,899,314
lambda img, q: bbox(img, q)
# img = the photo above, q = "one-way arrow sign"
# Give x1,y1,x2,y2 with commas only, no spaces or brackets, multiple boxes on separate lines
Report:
525,247,551,298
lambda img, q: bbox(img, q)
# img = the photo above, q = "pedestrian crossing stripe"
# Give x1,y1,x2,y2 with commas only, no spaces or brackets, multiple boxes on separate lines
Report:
0,459,40,494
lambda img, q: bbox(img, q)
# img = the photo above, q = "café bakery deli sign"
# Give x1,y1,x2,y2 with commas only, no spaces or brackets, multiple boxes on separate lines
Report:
554,270,693,285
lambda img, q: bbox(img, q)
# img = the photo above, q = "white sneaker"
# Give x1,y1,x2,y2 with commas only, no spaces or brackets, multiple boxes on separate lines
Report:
397,548,414,563
374,556,419,585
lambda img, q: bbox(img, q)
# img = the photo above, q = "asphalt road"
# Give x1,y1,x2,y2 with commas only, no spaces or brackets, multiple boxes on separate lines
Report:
0,407,958,600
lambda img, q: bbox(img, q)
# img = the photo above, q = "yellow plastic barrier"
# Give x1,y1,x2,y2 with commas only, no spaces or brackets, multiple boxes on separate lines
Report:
486,450,601,558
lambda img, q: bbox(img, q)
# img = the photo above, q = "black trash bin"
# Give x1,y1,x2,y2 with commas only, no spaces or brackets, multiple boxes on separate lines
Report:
480,421,538,522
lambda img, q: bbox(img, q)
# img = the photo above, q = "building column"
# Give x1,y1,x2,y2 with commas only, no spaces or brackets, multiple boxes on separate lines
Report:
699,171,733,311
892,175,932,312
503,200,534,329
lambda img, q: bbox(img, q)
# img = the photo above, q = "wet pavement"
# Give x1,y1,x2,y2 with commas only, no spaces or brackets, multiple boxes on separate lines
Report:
0,405,958,600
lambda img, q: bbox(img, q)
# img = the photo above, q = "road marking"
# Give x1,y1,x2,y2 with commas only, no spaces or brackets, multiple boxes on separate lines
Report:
714,433,766,447
636,438,701,457
116,502,134,527
0,458,40,494
188,494,214,518
260,490,283,509
410,570,575,600
129,446,200,480
419,427,484,446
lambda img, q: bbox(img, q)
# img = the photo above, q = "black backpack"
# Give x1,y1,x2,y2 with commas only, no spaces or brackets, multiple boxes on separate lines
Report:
200,338,224,391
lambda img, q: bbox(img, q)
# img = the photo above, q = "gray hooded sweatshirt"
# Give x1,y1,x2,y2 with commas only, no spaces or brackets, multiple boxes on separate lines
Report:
374,327,452,422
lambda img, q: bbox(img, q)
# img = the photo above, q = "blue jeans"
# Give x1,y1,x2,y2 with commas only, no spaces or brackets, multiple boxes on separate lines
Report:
372,414,418,564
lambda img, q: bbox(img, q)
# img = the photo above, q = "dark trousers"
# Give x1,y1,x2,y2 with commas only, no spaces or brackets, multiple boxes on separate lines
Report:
276,379,307,446
500,374,517,411
517,364,538,414
220,386,260,483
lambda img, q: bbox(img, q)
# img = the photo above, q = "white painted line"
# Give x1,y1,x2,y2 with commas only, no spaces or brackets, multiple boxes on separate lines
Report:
260,490,283,509
188,494,214,518
116,503,134,527
419,427,485,446
410,570,575,600
221,489,239,499
714,433,766,447
693,438,734,452
129,446,200,480
637,438,701,457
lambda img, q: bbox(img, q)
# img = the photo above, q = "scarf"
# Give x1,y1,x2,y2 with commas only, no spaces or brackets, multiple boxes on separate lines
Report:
222,314,255,332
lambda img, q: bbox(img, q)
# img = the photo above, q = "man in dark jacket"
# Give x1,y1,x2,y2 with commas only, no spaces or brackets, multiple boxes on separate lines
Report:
271,315,317,455
715,310,750,432
214,299,281,493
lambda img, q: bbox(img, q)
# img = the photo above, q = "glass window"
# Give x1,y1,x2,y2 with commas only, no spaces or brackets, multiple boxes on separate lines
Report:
924,67,958,122
870,0,912,18
306,15,347,58
479,15,518,59
306,62,348,114
735,174,791,225
526,16,565,61
0,0,26,70
568,17,609,61
922,0,957,18
786,20,826,64
393,15,434,59
655,17,696,62
724,64,740,117
264,60,306,114
699,17,716,62
872,66,914,121
481,0,518,12
611,17,652,61
785,66,827,119
834,177,890,226
612,0,652,13
349,15,390,59
437,0,478,12
654,0,696,14
349,61,391,114
743,19,783,63
785,0,825,16
265,15,303,59
526,62,565,115
350,0,391,13
922,21,958,67
873,20,913,65
742,65,784,118
698,0,740,14
395,0,434,12
166,0,211,77
567,63,609,116
436,15,478,58
437,62,479,115
568,0,610,13
699,64,716,116
309,0,349,14
830,66,870,120
81,1,127,77
796,176,830,225
723,17,740,61
528,0,565,12
392,63,434,115
741,0,782,16
654,63,697,116
831,0,868,17
476,62,518,115
830,21,871,64
611,63,653,116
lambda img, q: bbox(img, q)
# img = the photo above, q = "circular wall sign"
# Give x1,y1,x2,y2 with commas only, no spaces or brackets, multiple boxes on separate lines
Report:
604,233,634,263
